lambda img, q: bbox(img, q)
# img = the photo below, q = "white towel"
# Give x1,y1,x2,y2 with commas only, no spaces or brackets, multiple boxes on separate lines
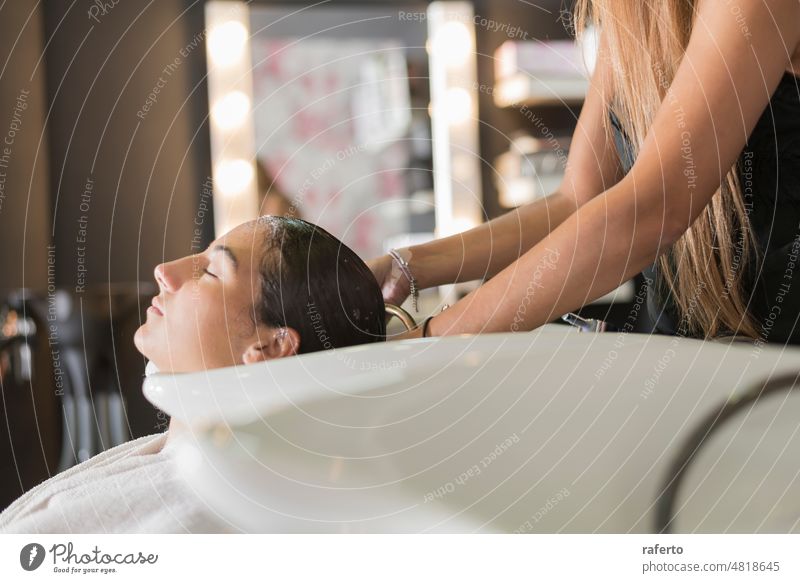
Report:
144,358,160,377
0,361,236,533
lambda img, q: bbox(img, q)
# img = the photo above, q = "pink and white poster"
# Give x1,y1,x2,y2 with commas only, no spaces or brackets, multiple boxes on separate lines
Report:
251,38,411,259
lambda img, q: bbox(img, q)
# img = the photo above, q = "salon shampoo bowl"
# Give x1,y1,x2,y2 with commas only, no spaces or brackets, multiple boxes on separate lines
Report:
142,326,800,533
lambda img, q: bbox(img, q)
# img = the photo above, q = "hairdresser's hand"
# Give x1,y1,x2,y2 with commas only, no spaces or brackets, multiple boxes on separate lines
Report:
367,252,411,308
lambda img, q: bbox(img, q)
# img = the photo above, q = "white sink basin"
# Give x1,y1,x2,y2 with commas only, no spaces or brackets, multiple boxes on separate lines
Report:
142,327,800,532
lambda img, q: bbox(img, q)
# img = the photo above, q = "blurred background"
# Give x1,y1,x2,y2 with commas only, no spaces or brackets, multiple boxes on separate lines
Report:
0,0,643,511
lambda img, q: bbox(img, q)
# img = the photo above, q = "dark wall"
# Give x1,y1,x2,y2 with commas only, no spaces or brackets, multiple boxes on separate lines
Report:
2,0,580,288
43,0,213,291
0,3,51,296
0,0,214,510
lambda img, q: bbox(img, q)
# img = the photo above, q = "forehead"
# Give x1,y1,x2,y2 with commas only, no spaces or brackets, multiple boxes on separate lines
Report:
214,219,273,268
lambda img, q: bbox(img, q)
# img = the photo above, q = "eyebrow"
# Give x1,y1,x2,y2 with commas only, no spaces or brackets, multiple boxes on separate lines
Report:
210,244,239,272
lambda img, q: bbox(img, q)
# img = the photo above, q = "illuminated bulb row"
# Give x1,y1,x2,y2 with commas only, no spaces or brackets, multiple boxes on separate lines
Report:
427,18,474,127
427,1,483,242
207,18,251,131
205,1,259,235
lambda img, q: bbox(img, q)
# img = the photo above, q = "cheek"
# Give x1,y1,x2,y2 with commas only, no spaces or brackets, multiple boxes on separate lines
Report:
134,287,222,368
172,288,223,346
135,283,248,371
173,285,242,367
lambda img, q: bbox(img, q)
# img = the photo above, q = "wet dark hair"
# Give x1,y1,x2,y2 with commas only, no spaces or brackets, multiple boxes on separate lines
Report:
256,216,386,354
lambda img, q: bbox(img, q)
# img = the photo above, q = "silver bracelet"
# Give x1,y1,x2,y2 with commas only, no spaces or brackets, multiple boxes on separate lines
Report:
388,248,419,313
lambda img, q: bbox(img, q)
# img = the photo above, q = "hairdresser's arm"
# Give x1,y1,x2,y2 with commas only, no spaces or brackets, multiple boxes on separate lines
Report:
396,33,622,288
405,0,800,338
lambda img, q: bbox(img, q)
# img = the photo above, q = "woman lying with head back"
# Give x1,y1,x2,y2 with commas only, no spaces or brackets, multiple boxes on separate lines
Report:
0,216,386,533
136,214,386,372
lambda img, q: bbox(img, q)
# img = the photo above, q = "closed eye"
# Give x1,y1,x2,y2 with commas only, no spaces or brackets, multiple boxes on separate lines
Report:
203,268,218,279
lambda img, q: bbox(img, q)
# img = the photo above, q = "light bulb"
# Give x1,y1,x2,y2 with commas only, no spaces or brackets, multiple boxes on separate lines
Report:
430,21,472,67
445,87,472,125
208,21,247,67
211,91,250,130
215,159,254,196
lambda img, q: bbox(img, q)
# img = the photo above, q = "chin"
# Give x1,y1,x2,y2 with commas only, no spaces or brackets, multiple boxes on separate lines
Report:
133,326,143,352
133,324,152,359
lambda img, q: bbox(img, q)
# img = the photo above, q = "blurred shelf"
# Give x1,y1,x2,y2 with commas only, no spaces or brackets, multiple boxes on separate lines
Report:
494,73,587,108
494,141,568,207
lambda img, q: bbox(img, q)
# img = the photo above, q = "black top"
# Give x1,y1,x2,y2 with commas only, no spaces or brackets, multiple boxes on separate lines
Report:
610,71,800,343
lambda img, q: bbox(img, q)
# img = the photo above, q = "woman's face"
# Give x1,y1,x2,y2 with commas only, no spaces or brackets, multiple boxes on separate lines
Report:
134,218,298,373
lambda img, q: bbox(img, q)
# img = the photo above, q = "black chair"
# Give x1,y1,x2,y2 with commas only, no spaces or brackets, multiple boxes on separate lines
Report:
0,283,164,512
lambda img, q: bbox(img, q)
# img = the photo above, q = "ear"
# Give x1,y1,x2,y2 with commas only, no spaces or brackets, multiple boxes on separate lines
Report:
241,326,301,364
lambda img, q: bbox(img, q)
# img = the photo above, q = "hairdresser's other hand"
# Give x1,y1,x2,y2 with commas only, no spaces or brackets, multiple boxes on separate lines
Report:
366,252,411,308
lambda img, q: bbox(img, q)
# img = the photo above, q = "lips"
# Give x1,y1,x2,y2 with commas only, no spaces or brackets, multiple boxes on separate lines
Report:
150,296,164,316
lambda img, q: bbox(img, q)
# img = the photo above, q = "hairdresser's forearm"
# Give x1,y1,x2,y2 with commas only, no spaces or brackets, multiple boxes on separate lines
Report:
427,184,674,335
407,191,579,289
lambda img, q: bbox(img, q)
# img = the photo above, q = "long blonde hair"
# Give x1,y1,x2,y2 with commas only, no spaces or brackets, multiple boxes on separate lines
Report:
575,0,762,339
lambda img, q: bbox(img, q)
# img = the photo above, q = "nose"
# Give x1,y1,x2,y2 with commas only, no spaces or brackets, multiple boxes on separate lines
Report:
154,263,172,292
154,259,186,293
